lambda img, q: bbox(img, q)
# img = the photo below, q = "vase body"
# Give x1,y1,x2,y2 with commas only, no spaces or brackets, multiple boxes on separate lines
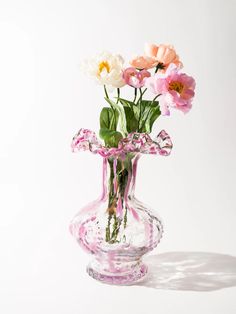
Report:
69,153,163,285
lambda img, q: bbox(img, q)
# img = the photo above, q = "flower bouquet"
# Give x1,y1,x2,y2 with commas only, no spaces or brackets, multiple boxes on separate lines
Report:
70,43,195,285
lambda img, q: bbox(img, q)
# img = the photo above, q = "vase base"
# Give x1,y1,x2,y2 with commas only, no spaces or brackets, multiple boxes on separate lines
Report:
87,261,148,285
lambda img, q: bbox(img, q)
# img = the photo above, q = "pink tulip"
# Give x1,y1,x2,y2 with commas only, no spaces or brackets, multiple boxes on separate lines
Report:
123,67,151,88
145,64,195,115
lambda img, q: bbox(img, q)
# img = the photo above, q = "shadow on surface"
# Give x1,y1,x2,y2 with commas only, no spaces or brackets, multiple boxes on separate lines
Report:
138,252,236,291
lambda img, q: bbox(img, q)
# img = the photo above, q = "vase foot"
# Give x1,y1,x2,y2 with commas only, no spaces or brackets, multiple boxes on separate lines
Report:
87,261,148,285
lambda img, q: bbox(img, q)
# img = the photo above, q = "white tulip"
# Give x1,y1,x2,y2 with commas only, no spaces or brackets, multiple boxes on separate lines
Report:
81,51,125,89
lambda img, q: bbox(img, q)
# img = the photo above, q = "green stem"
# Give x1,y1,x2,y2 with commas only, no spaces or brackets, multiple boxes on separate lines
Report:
136,87,147,105
137,88,144,131
114,88,120,127
106,213,112,242
116,88,120,104
124,207,127,228
104,85,109,99
110,215,121,243
155,62,165,73
133,88,137,103
105,156,133,243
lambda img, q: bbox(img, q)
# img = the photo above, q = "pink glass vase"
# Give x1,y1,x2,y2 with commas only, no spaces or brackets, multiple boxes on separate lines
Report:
69,153,163,285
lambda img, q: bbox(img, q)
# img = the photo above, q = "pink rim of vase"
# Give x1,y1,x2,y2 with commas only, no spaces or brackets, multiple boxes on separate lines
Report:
71,128,173,157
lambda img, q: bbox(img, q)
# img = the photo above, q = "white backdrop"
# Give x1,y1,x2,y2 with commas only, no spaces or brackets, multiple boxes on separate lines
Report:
0,0,236,313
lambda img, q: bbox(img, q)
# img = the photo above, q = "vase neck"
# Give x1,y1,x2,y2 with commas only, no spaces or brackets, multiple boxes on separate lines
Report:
101,154,140,201
130,154,139,195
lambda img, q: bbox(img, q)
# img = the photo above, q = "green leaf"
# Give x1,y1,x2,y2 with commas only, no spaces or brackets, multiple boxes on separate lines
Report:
104,98,127,136
118,98,135,108
99,128,123,147
99,106,121,147
123,107,139,133
138,100,161,133
106,98,138,135
100,107,118,131
118,98,138,132
144,106,161,133
132,105,140,121
140,100,159,110
141,100,159,106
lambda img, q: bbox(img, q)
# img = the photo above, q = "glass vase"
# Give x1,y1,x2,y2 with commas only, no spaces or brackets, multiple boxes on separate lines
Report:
69,152,163,285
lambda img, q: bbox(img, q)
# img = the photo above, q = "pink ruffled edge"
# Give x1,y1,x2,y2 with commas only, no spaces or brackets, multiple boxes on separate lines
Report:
71,128,173,157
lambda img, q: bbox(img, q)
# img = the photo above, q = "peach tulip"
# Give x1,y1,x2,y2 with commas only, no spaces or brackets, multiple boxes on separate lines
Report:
144,43,182,69
129,55,157,70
